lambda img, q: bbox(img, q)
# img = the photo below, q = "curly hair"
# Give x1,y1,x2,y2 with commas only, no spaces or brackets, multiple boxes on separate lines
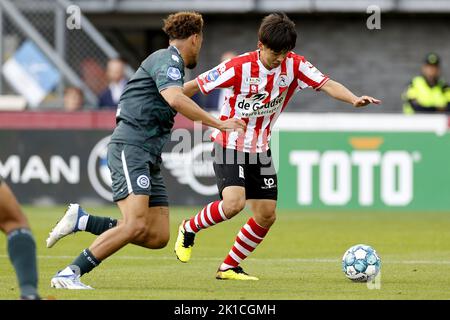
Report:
162,12,204,40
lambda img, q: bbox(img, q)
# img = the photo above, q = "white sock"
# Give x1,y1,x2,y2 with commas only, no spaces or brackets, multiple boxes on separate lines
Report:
77,215,89,231
184,221,194,233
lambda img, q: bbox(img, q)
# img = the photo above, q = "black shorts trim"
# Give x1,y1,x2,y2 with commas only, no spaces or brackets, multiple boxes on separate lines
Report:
148,201,169,207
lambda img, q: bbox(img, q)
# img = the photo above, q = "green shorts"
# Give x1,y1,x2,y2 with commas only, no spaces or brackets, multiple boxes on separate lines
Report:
107,143,168,207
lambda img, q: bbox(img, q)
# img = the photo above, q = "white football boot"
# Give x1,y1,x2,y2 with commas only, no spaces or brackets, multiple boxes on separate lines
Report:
46,203,87,248
50,267,93,290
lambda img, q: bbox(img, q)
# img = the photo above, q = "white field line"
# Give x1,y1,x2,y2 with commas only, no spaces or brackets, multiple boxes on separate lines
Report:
1,254,450,265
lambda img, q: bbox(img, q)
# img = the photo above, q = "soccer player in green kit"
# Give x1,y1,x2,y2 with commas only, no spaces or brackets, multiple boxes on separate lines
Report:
0,178,40,299
48,11,245,289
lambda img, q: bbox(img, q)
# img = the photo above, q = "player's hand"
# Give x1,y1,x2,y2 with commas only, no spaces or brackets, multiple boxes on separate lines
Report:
353,96,381,107
219,118,247,133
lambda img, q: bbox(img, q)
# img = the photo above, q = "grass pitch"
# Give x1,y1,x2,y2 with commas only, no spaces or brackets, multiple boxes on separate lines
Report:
1,206,450,300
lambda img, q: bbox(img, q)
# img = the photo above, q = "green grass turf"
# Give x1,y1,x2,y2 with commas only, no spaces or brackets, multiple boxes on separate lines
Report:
1,206,450,300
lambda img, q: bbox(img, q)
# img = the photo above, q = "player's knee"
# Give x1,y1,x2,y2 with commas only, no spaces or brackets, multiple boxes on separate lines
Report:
124,220,148,242
266,211,277,226
223,198,246,217
149,234,170,249
141,229,169,249
0,215,29,234
257,211,276,228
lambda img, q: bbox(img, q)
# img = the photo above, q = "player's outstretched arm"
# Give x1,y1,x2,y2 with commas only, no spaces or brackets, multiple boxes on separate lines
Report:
183,79,200,98
161,86,246,132
320,79,381,107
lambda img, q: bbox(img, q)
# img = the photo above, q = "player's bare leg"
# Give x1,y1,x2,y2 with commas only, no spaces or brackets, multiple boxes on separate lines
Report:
248,199,277,229
0,183,29,233
0,182,40,299
89,194,169,258
129,206,169,249
175,186,245,262
216,199,276,281
50,194,169,289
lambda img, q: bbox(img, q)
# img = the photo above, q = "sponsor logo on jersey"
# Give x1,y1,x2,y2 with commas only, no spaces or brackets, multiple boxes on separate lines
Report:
239,166,245,179
305,61,315,69
277,74,289,87
236,92,285,117
206,69,220,82
171,54,180,63
252,92,269,102
250,84,258,93
167,67,181,80
136,175,150,189
262,177,276,189
218,63,227,74
244,77,261,85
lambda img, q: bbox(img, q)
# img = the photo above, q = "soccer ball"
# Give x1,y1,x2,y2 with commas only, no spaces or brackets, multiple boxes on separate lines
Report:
342,244,381,282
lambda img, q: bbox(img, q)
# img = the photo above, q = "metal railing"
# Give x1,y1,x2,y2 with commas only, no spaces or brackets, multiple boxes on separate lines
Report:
0,0,134,109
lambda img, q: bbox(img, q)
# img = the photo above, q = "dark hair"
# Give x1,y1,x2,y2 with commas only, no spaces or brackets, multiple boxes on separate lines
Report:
258,13,297,53
162,12,203,40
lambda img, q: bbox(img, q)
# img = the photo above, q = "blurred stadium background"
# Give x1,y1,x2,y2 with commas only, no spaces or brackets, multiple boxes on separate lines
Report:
1,0,450,300
0,0,449,111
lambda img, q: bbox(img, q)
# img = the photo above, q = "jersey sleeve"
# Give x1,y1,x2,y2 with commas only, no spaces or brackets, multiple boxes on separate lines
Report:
146,51,184,92
296,58,329,91
196,60,236,95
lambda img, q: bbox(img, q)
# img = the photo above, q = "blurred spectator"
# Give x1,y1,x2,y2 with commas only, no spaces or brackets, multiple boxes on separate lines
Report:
80,57,108,95
64,87,84,112
193,51,237,112
403,53,449,114
98,58,127,109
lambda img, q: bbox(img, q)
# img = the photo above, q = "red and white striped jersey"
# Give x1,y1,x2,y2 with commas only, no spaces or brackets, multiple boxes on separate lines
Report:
196,50,329,153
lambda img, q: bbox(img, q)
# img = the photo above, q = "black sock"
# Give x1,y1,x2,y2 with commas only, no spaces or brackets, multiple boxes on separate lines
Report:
85,216,117,235
70,248,101,276
7,228,39,298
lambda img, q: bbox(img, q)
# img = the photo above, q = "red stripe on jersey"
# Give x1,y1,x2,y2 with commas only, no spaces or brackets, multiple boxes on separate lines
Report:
249,71,275,152
264,72,276,103
235,117,249,151
297,56,322,88
261,115,275,150
281,57,301,113
196,77,208,95
250,117,264,152
258,60,288,151
236,60,259,151
216,63,244,148
298,72,320,88
246,59,260,99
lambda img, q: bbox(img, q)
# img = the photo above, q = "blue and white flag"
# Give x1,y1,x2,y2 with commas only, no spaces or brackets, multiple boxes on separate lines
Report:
2,40,61,108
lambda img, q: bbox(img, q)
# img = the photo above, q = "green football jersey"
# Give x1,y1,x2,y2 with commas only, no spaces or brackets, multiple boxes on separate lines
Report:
110,46,185,156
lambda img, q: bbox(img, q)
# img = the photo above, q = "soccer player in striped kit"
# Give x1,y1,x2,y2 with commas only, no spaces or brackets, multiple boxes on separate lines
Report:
175,12,381,280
